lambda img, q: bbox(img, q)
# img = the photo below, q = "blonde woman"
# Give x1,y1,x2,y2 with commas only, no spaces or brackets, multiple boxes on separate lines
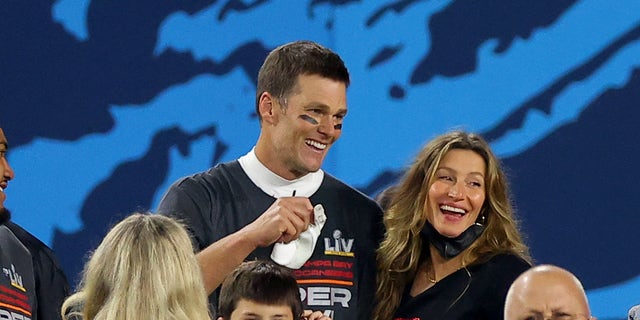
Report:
61,213,211,320
374,131,532,320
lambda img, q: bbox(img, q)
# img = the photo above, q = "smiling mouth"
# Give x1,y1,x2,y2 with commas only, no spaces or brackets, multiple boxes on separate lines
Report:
305,139,327,150
440,204,467,216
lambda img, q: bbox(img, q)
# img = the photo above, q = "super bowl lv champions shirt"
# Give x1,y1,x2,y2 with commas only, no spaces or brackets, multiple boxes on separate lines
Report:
158,150,384,320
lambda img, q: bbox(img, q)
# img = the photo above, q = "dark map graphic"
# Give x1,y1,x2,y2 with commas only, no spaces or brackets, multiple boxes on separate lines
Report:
52,125,218,281
505,67,640,289
1,0,638,318
1,0,266,146
410,0,579,84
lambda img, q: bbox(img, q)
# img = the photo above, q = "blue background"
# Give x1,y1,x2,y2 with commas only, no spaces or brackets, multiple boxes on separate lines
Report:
1,1,639,318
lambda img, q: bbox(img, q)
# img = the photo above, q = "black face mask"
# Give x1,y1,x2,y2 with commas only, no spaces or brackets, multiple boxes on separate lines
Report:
420,220,485,259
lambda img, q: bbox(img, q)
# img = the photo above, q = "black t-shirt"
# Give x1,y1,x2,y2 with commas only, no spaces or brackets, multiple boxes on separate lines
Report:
0,224,37,320
1,222,69,320
158,161,384,320
393,254,531,320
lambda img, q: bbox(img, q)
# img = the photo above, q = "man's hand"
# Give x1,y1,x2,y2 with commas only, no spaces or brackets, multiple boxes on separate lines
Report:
243,196,314,247
302,310,332,320
195,196,314,293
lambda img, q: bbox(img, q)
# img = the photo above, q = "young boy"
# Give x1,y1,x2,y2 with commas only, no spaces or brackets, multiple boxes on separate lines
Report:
218,260,330,320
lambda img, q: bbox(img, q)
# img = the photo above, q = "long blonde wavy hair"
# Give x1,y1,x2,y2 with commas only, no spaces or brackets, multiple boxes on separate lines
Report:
61,213,211,320
373,131,531,320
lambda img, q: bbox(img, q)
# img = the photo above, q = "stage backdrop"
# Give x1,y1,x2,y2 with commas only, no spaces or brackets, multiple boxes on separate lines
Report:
2,1,639,318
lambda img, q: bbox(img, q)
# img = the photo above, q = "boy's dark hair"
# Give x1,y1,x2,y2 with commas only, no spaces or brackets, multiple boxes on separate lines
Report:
218,260,303,319
255,40,350,120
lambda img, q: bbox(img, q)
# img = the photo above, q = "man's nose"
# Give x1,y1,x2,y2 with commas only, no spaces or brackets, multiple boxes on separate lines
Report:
1,157,14,181
317,116,336,136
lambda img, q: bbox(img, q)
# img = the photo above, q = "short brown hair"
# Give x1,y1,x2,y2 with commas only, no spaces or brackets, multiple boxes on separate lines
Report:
218,260,303,319
255,40,350,120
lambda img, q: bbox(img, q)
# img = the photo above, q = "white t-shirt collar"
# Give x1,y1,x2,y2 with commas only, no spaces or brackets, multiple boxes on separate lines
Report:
238,148,324,198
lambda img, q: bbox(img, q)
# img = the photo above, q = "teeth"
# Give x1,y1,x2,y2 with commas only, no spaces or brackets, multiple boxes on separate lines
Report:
440,205,466,214
305,139,327,150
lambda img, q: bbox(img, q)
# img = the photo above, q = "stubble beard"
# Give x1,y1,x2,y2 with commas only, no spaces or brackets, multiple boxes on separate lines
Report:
0,207,11,225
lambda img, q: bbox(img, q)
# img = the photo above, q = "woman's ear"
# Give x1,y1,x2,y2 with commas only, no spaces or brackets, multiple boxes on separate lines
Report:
477,207,487,225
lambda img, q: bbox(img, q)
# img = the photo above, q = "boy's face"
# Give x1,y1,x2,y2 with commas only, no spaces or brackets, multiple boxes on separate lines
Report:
226,298,295,320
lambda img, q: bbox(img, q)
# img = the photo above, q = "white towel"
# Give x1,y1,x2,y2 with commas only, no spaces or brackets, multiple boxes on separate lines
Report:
271,204,327,269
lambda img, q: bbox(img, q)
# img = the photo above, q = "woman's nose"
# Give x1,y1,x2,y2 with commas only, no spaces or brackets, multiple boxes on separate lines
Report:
447,183,464,198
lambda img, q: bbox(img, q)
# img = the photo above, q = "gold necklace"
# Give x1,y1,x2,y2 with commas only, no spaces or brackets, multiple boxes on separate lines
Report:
424,266,437,284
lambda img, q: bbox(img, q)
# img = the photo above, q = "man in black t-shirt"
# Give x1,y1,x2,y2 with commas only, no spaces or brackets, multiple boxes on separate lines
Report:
158,41,383,320
0,127,70,320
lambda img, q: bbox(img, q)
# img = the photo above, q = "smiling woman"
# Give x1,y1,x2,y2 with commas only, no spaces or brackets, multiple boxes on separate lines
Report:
373,130,532,320
426,149,486,239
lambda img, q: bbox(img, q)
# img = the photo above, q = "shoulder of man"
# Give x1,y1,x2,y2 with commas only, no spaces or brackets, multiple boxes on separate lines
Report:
4,221,71,305
158,161,244,204
4,221,69,276
172,160,241,185
4,221,53,259
321,172,380,205
159,160,247,207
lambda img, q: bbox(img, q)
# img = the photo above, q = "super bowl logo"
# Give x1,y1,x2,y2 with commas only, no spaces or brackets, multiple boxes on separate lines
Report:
324,229,354,257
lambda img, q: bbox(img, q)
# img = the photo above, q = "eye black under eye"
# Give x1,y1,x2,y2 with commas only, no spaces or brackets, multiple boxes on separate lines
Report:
299,114,319,125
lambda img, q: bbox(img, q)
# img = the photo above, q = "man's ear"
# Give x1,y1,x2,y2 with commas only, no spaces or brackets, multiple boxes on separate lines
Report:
258,92,278,124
